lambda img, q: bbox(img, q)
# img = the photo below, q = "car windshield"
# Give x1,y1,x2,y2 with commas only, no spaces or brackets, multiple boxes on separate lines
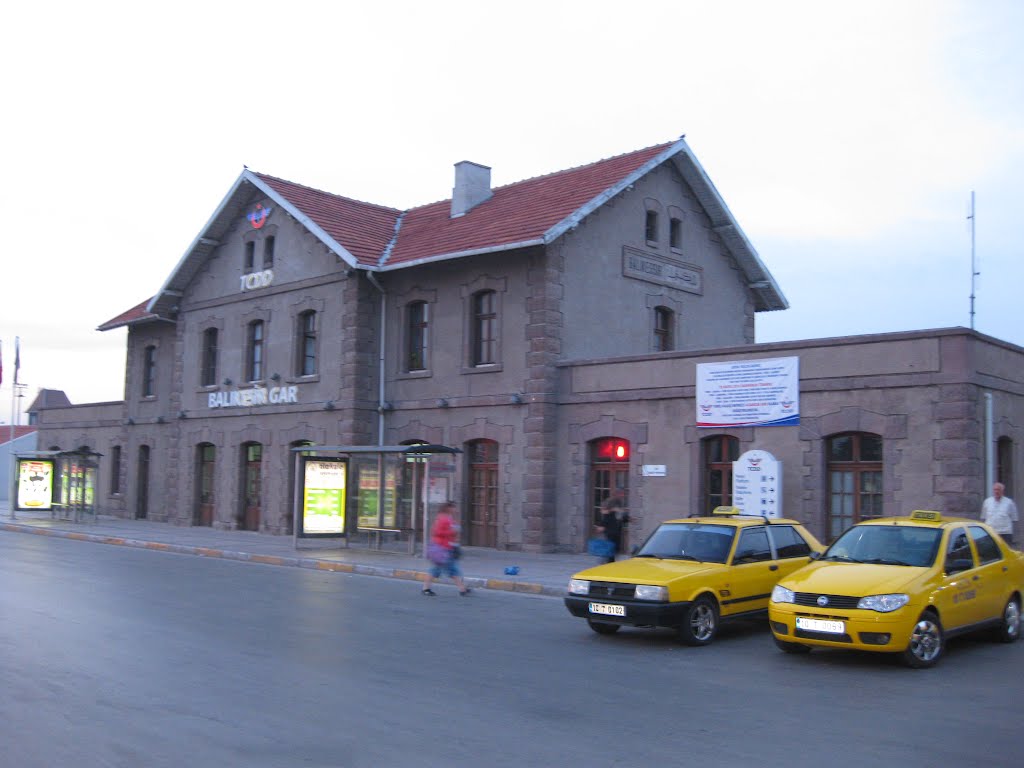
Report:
823,525,941,567
635,523,735,563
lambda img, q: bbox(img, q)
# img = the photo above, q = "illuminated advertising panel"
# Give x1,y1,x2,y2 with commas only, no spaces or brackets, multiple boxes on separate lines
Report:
300,458,347,536
17,459,55,510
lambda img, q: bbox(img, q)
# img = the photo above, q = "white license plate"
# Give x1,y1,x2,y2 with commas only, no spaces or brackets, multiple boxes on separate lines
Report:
589,602,625,617
796,616,845,634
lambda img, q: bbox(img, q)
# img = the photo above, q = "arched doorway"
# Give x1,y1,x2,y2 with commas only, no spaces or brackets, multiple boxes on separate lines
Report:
240,442,262,531
136,445,150,519
194,443,215,526
588,437,630,550
466,439,498,547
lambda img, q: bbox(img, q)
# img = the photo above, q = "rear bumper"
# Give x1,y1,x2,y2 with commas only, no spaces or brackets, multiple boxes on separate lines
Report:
564,596,690,628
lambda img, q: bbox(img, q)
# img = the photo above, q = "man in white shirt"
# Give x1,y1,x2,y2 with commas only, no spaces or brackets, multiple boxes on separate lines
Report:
981,482,1018,546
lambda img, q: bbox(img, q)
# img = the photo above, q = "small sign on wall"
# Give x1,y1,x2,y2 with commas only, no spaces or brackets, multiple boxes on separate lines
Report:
641,465,667,477
732,450,782,518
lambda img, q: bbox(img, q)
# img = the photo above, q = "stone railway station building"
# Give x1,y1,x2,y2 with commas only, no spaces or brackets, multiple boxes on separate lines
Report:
32,137,1024,551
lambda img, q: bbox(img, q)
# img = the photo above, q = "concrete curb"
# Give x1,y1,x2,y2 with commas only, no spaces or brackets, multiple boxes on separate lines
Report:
0,522,566,598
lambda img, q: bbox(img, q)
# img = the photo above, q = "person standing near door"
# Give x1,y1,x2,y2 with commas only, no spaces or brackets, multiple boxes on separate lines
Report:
595,495,629,563
981,482,1019,546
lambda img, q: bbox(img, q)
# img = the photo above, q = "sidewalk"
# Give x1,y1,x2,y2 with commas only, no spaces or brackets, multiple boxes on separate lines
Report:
0,502,595,597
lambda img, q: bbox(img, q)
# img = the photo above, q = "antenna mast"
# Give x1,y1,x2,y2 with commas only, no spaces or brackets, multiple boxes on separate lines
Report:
968,191,978,329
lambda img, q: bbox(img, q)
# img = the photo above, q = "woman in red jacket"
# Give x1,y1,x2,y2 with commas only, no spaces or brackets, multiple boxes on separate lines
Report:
422,502,472,596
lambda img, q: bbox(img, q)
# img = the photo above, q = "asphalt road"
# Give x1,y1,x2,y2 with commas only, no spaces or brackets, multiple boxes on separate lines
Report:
2,532,1021,768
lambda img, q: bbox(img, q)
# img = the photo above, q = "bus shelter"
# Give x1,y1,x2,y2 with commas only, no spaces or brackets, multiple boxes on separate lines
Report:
290,444,461,554
11,447,102,522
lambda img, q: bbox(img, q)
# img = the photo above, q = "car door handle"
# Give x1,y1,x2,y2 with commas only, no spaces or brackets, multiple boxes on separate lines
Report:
769,564,778,571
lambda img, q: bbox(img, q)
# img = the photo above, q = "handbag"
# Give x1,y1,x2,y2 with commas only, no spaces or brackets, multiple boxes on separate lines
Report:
426,542,449,565
587,537,616,558
450,544,462,560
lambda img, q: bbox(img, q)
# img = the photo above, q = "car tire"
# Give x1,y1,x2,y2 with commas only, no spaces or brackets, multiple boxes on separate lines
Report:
773,636,812,654
587,620,621,635
992,597,1021,643
901,611,943,668
678,596,718,646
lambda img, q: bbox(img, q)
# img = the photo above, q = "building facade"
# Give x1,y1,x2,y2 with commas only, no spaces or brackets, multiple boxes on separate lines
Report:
32,139,1024,550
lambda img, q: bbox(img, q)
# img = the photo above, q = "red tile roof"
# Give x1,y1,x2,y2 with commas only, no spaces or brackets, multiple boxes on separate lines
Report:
254,174,401,267
0,425,37,442
386,142,673,266
98,298,157,331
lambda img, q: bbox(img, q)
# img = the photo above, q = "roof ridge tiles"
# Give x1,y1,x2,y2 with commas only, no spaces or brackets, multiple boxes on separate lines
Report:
252,171,402,214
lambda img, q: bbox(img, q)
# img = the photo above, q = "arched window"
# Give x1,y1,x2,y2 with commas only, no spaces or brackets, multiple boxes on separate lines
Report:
142,345,157,397
297,311,317,376
406,301,429,372
997,436,1014,496
246,320,264,382
827,432,883,540
201,328,218,387
472,290,497,366
645,210,658,242
467,439,499,548
653,306,674,351
703,435,739,514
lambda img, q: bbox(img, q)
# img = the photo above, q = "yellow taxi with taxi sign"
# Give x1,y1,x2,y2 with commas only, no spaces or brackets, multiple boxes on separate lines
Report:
564,507,823,645
768,510,1024,667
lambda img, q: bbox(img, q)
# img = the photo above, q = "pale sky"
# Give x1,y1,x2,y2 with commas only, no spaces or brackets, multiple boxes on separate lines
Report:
1,0,1021,419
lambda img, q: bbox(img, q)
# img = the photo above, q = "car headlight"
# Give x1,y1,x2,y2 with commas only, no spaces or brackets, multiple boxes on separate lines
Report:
634,584,668,602
568,579,590,595
771,584,795,604
857,593,910,612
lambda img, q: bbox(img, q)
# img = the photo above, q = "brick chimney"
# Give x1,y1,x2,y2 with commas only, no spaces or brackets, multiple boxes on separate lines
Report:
450,161,492,218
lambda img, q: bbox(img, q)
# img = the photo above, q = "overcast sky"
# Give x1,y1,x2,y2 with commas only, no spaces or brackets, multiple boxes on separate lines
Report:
1,0,1021,419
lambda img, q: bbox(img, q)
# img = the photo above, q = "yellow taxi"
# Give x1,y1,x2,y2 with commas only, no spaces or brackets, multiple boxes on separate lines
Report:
769,510,1024,667
564,508,823,645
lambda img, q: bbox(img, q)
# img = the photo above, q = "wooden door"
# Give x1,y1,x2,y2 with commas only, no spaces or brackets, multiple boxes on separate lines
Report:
196,444,215,526
468,440,498,548
242,443,262,531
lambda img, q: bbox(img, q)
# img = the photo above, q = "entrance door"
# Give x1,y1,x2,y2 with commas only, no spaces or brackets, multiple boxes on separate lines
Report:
136,445,150,519
468,439,498,548
196,444,215,526
241,443,262,531
589,437,630,551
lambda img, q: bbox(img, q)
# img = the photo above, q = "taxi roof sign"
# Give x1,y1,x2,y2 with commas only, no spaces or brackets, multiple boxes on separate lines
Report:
909,510,943,522
712,506,742,516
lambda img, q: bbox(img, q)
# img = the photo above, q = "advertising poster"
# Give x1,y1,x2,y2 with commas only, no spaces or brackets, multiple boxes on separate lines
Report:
356,463,400,529
696,356,800,428
17,459,55,510
301,458,347,535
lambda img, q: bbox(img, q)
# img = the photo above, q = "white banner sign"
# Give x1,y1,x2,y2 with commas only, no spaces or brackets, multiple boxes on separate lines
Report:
696,356,799,428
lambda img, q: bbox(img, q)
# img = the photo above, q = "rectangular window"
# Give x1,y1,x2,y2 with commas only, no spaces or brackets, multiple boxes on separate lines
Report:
407,301,429,371
201,328,218,387
110,445,121,494
142,345,156,397
244,241,255,271
247,321,264,382
298,311,317,376
473,291,496,366
263,236,275,268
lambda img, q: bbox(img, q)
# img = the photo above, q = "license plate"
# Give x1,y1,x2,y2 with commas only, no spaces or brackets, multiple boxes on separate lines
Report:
796,616,845,634
589,602,625,617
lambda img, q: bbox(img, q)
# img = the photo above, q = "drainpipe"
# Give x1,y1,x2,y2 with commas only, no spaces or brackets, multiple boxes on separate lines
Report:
984,392,994,490
366,271,387,446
